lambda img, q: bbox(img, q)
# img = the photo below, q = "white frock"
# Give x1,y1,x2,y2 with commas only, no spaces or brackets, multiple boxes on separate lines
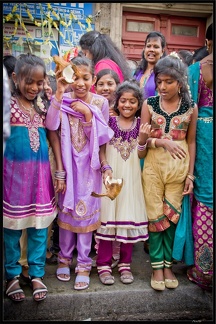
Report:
96,116,149,243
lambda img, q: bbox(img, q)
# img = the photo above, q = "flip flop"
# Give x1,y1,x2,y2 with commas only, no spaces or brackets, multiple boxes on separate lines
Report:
74,275,90,290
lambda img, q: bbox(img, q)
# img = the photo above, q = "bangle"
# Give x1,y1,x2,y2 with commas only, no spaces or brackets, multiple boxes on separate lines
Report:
101,164,113,173
151,138,157,148
137,143,147,151
100,159,108,166
187,173,195,182
54,170,66,180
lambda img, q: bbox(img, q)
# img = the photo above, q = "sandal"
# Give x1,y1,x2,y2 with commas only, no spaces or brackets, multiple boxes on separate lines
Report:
31,278,48,302
99,272,115,285
74,272,90,290
118,264,134,284
56,265,70,282
120,271,134,284
5,277,25,302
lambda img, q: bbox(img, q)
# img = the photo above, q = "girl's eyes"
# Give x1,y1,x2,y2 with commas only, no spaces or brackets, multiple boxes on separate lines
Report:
157,80,173,84
119,99,137,104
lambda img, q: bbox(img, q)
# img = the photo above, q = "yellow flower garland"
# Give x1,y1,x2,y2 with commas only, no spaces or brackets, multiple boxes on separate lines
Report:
3,2,93,56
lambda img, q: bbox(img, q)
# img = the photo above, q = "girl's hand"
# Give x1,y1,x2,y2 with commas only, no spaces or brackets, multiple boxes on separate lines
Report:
163,140,186,159
138,123,152,143
182,177,193,195
70,101,92,121
109,108,118,117
54,179,66,194
102,169,113,184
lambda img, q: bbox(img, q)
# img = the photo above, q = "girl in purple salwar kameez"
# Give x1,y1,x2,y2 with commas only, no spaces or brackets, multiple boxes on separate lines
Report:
46,56,114,290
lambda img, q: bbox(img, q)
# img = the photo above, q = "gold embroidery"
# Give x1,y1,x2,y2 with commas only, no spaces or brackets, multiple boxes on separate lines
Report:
197,117,213,123
91,98,104,110
75,200,87,216
69,115,87,152
111,137,137,161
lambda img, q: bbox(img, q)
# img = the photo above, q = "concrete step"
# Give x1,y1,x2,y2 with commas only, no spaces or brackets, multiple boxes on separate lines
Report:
3,242,213,321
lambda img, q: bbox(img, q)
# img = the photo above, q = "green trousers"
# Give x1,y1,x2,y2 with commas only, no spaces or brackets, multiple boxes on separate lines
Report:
149,221,176,270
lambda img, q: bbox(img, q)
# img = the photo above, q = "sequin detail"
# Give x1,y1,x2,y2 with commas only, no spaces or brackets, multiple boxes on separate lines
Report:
75,200,87,217
109,117,140,161
69,115,87,152
147,96,194,138
12,97,45,153
24,114,41,152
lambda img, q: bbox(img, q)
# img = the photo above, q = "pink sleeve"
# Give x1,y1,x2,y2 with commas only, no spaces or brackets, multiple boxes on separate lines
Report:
95,59,124,82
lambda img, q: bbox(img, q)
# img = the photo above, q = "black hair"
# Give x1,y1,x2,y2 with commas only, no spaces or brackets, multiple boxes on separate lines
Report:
134,31,166,76
3,55,17,78
95,69,120,86
47,75,57,94
206,23,212,41
113,80,143,117
178,50,193,66
79,30,131,80
40,74,57,107
12,53,47,115
71,55,94,76
192,46,209,63
154,54,191,104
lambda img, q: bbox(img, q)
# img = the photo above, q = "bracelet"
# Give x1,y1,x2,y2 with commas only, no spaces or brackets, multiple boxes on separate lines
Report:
101,164,113,173
137,143,147,151
151,138,157,148
186,173,195,182
54,170,66,180
100,159,108,166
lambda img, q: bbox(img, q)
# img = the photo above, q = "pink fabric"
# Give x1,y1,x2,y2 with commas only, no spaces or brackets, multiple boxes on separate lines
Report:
91,58,124,93
95,59,124,82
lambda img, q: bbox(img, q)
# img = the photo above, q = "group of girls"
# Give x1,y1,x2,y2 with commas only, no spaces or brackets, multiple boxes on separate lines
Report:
3,26,212,303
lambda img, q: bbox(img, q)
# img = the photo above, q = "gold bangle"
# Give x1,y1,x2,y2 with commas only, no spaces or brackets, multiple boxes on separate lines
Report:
151,138,157,148
187,174,195,181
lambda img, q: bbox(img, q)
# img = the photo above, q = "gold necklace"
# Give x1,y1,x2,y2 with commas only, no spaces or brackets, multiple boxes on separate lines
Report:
17,98,34,117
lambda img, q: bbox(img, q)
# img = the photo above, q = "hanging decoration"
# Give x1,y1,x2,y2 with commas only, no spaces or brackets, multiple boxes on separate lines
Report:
3,3,94,55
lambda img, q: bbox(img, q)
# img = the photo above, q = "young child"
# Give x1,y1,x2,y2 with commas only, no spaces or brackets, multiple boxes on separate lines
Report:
43,74,61,264
93,69,121,268
45,56,114,290
3,53,57,302
138,53,198,291
95,80,149,285
95,69,120,117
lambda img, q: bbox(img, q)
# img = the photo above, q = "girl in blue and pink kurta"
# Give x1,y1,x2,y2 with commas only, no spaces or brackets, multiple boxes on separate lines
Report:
3,54,57,303
46,56,113,290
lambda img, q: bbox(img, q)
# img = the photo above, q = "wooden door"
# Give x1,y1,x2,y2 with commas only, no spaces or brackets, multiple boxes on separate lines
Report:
122,12,207,61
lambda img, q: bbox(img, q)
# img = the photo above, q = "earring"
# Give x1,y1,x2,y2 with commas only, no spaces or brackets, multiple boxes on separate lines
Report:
15,83,18,89
178,88,181,94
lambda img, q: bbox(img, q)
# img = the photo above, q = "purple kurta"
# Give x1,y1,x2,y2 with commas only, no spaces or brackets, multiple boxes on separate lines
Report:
46,93,114,233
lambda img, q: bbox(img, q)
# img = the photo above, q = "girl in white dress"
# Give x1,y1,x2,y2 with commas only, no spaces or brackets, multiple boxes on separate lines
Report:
95,80,149,285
